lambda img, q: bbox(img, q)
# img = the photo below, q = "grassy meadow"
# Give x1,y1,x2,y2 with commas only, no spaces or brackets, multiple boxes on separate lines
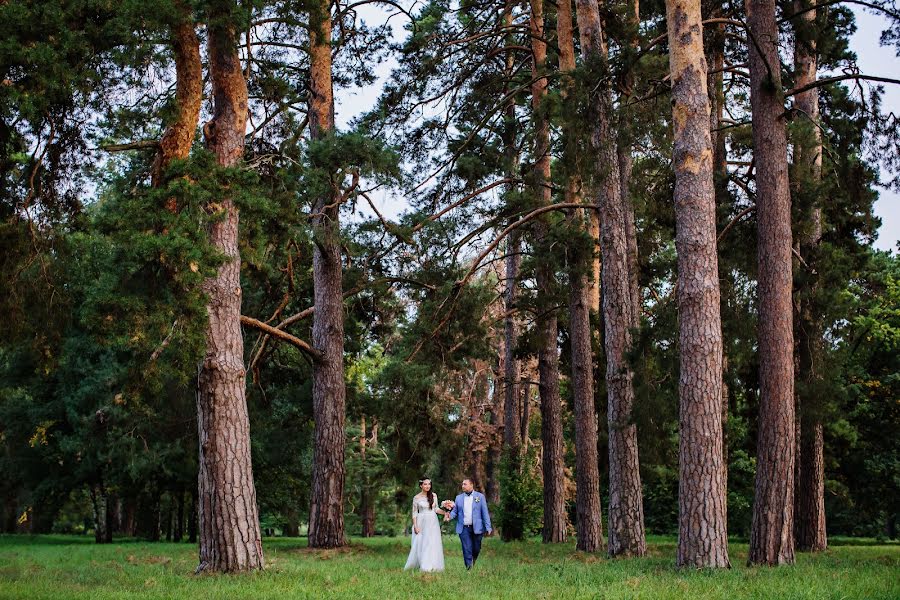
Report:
0,534,897,599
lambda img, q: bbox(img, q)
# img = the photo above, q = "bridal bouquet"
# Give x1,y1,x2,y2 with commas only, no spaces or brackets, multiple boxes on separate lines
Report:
440,499,455,511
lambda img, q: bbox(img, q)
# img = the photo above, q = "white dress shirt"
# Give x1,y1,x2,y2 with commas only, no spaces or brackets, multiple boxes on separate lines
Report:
463,493,474,526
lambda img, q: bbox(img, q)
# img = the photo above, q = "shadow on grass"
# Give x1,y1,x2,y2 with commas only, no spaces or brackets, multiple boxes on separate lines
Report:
0,534,196,548
0,534,96,547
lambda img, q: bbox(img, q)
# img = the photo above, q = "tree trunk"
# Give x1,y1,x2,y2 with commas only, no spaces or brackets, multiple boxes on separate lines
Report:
125,497,137,537
141,490,161,542
174,489,185,542
359,416,376,538
791,0,827,554
109,495,121,535
151,3,202,193
3,495,17,533
284,516,300,537
196,3,265,572
519,377,530,445
702,2,727,187
618,0,641,319
188,490,197,543
307,0,347,549
486,364,503,506
165,497,173,542
90,481,112,544
703,2,729,524
559,0,604,553
502,0,522,459
503,229,522,455
666,0,731,568
575,0,646,557
795,421,825,550
530,0,567,544
746,0,796,567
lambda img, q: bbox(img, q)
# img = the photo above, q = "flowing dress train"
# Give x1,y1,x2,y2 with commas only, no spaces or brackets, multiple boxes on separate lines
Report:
404,495,445,572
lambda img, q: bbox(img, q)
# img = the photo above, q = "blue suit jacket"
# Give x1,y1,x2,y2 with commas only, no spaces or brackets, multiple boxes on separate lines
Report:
448,491,492,535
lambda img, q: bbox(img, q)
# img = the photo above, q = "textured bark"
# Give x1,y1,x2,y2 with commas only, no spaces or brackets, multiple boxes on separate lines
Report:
196,4,264,573
151,4,202,193
703,1,729,514
502,0,522,456
746,0,796,567
666,0,731,568
795,421,825,549
559,0,604,553
575,0,646,558
503,228,522,454
792,0,827,553
307,0,347,549
530,0,567,544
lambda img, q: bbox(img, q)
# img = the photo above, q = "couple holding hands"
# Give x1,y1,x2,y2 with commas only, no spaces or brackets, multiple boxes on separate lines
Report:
403,477,493,573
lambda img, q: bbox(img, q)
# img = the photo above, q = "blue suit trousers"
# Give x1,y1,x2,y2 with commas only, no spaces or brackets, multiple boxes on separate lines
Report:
459,524,483,568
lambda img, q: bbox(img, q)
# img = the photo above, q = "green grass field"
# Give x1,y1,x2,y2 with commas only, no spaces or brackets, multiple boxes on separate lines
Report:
0,534,897,599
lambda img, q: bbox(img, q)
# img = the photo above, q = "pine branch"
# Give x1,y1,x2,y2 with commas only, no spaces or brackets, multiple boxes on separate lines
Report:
101,140,159,152
240,315,322,361
786,74,900,97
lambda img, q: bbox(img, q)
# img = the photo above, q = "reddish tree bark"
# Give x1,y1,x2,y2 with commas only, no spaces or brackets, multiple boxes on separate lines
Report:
502,0,522,459
530,0,567,544
792,0,827,553
307,0,348,549
196,2,264,573
666,0,731,568
559,0,604,553
617,0,642,319
151,2,202,192
746,0,796,567
575,0,646,557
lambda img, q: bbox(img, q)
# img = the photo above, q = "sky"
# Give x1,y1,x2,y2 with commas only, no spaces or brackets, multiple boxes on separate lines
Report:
334,4,900,252
849,9,900,252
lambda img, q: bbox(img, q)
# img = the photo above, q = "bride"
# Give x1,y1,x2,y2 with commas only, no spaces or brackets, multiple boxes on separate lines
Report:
404,477,449,572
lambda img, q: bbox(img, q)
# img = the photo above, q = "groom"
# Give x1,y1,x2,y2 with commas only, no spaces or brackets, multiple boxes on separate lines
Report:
445,478,492,570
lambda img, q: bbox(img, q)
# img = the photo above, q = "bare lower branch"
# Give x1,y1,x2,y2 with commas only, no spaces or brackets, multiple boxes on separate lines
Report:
240,315,322,361
101,140,160,152
786,74,900,97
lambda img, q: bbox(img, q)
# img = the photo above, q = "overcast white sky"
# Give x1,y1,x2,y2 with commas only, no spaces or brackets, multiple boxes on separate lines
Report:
334,5,900,252
850,8,900,252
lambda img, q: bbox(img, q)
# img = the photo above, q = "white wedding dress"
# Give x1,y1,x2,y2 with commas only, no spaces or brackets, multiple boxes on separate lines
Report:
403,494,445,572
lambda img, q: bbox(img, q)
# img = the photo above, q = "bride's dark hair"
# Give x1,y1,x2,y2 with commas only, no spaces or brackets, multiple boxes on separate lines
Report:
419,477,434,509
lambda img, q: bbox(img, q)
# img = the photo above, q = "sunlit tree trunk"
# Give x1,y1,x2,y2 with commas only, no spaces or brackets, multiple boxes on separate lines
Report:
196,1,264,573
666,0,731,568
151,1,202,193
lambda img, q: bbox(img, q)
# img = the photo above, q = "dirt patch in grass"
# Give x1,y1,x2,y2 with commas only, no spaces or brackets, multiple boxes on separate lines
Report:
286,543,373,559
126,554,172,565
